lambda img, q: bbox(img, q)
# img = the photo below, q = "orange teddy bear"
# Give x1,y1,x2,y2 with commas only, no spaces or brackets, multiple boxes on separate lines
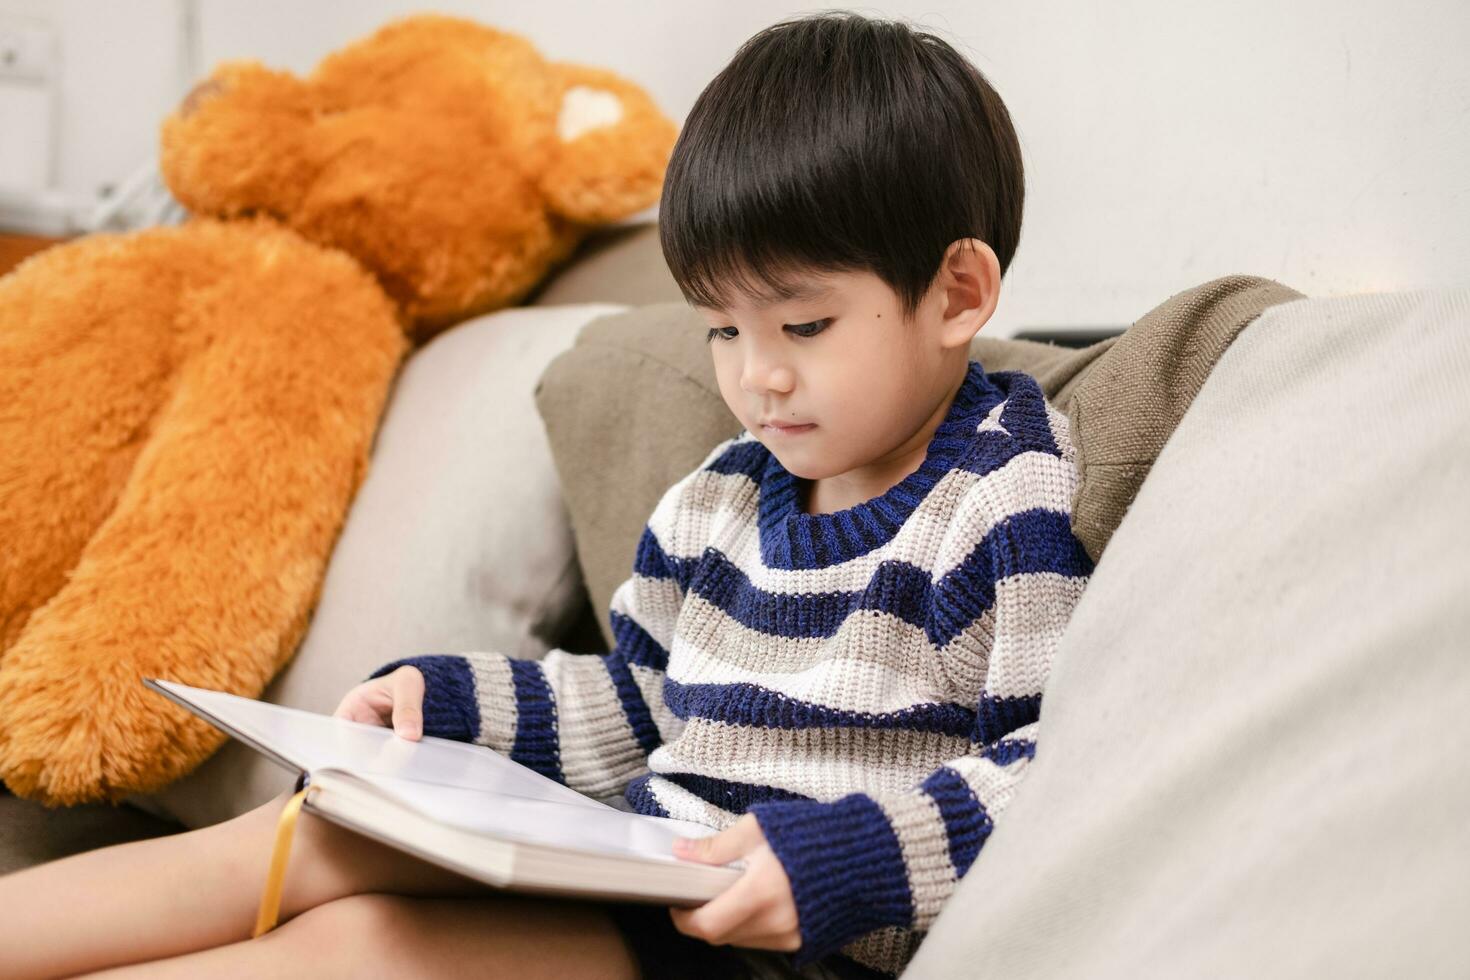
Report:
0,14,676,806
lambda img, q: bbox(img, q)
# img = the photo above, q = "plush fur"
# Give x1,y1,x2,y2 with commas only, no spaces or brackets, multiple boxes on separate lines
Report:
0,14,676,805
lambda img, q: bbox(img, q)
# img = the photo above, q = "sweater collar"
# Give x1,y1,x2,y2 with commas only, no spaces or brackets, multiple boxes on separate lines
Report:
755,360,1003,570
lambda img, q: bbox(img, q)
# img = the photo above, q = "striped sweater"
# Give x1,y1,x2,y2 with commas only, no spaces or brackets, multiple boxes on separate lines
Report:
366,360,1093,975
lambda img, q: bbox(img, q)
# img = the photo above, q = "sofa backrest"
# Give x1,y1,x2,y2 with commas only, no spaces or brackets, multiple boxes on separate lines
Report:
534,247,1299,647
904,286,1470,978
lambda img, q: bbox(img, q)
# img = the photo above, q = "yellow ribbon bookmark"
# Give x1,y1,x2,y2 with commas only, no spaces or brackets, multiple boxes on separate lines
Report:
253,785,313,938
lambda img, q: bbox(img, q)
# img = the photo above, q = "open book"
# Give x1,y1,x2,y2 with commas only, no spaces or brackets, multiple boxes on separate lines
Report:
144,677,741,906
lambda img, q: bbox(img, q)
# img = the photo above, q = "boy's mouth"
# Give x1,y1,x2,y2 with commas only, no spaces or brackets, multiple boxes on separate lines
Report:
761,421,816,436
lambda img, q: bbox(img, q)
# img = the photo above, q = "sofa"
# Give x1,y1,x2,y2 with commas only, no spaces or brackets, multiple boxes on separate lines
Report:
3,222,1466,977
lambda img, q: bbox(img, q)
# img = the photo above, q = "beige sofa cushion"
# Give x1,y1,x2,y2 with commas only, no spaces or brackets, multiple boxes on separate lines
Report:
537,276,1299,647
904,287,1470,977
526,222,685,308
129,303,625,828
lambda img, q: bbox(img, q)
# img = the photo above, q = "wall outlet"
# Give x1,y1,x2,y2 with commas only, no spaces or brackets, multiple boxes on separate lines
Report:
0,18,55,84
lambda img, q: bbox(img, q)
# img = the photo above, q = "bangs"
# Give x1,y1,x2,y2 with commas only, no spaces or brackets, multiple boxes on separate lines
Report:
656,13,1023,323
657,104,874,313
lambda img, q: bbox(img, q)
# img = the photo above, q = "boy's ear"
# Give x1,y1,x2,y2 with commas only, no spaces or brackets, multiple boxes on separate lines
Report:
937,238,1002,349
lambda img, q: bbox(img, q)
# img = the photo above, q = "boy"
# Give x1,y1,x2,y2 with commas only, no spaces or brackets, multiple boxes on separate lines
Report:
356,9,1091,977
0,11,1089,980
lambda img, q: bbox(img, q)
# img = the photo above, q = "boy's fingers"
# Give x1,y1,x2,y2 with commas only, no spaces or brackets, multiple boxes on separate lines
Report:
392,668,424,738
332,697,364,722
670,868,765,944
392,700,422,738
675,814,762,865
339,701,378,727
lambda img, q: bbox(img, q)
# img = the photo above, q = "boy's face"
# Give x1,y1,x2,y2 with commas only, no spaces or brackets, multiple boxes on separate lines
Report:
695,264,974,483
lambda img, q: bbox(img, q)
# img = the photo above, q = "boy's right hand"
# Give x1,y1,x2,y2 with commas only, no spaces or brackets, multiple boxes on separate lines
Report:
332,665,425,740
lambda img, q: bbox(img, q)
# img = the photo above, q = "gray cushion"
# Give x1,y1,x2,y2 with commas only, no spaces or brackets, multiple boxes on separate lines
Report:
536,277,1299,648
904,287,1470,977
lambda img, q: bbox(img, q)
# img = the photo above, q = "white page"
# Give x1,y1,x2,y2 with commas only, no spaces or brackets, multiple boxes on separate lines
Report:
338,771,721,862
148,678,607,810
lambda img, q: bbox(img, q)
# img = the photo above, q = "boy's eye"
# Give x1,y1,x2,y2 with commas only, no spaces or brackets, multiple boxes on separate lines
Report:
785,319,830,338
704,320,830,343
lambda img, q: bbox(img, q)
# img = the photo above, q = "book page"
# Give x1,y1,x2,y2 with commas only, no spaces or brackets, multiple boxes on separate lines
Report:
147,678,607,810
331,771,722,863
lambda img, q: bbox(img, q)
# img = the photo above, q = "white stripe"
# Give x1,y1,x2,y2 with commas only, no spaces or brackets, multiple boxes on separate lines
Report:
465,652,517,755
640,772,740,829
630,661,683,742
608,573,683,651
667,593,992,714
1045,400,1077,465
975,399,1010,436
657,450,1079,587
650,718,973,801
877,790,959,931
642,432,745,553
945,722,1040,812
540,651,648,797
984,573,1089,699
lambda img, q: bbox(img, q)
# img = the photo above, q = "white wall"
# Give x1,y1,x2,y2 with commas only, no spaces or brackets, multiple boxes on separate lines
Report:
1,0,1466,334
0,0,182,197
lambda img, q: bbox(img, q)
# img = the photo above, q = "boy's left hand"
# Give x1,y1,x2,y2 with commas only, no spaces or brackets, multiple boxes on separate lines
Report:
669,814,801,952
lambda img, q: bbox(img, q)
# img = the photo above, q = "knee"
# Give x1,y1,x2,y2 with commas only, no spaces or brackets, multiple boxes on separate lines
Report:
269,893,408,971
208,790,295,840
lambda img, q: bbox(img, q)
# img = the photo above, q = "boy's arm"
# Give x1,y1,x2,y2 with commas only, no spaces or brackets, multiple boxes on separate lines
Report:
748,493,1094,964
362,521,686,799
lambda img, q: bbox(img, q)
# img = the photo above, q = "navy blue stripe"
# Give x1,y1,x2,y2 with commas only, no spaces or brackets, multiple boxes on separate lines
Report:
366,655,480,743
602,651,662,756
630,525,699,593
623,773,670,817
921,766,994,877
688,551,861,637
997,370,1061,457
975,692,1042,745
630,526,674,579
706,438,769,479
680,509,1087,647
659,771,814,813
507,659,563,784
856,560,933,625
981,736,1037,766
751,794,915,962
953,372,1062,479
663,678,976,735
929,507,1094,647
608,609,670,672
984,508,1094,580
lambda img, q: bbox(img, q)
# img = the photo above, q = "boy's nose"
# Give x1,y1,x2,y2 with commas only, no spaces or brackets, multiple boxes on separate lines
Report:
740,357,795,396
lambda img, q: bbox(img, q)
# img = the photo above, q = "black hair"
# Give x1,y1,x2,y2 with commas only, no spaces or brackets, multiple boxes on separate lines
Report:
659,9,1025,321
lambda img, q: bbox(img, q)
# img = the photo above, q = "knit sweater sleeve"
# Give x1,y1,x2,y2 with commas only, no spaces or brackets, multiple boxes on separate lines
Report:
361,499,690,800
748,464,1095,965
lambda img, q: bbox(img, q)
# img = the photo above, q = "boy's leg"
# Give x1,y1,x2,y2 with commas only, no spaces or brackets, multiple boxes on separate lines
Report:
0,788,497,980
73,892,638,980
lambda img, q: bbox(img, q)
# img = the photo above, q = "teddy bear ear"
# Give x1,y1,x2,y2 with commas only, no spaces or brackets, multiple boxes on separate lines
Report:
160,61,317,217
538,64,678,225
